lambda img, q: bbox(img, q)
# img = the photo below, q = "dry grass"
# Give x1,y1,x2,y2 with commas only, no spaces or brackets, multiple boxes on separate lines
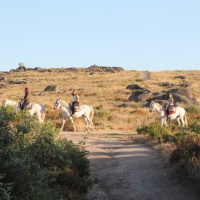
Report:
1,69,200,131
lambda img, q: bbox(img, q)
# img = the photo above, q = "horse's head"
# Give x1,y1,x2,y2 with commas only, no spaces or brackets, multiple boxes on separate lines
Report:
149,101,156,112
2,99,13,106
54,98,61,110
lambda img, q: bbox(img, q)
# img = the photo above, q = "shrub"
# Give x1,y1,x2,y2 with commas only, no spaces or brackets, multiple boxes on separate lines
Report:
135,78,145,82
131,104,140,109
137,120,200,179
185,105,200,113
137,124,170,140
169,134,200,178
0,106,91,199
95,105,108,119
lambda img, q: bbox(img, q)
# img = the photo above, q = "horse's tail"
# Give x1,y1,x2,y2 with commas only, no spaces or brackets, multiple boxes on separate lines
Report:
41,105,46,122
90,106,94,128
184,112,188,126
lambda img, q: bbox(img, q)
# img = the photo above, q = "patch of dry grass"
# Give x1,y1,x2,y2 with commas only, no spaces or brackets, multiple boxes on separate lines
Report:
1,70,200,131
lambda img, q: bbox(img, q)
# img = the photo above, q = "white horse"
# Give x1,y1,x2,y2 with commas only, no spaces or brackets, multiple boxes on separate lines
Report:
53,98,94,132
2,99,46,123
149,101,187,126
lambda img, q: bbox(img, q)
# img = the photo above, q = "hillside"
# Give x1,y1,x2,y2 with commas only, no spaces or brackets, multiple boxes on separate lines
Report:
0,68,200,131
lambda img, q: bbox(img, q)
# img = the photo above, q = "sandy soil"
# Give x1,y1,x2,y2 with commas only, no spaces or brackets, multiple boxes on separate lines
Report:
60,132,199,200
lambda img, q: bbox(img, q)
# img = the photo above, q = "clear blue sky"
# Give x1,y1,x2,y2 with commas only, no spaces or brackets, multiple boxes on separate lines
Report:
0,0,200,72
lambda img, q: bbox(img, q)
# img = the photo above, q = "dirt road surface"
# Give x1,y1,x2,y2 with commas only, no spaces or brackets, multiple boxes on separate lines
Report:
60,132,199,200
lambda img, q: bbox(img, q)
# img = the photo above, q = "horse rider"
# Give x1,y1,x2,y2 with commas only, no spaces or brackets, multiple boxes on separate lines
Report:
71,90,80,116
166,93,174,116
21,87,30,110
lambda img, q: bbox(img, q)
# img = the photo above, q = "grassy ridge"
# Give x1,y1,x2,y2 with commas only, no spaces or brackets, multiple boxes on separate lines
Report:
1,69,200,131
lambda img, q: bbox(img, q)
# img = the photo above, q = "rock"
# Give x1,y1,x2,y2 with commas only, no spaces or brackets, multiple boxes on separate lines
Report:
180,82,190,87
9,80,27,84
160,82,174,87
174,76,186,79
126,84,143,90
87,65,124,73
44,85,59,92
0,77,7,81
128,90,146,102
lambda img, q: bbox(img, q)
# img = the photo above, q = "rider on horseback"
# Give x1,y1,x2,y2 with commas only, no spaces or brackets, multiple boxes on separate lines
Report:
71,90,80,116
166,93,174,116
21,87,30,110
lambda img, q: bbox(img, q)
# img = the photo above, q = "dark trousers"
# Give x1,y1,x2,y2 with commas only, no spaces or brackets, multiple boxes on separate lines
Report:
21,100,29,110
71,102,79,114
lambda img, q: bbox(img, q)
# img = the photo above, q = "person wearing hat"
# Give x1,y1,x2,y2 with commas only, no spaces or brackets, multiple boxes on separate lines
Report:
71,90,80,116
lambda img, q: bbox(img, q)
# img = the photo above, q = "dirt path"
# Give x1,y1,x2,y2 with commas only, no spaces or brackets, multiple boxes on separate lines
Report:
60,132,199,200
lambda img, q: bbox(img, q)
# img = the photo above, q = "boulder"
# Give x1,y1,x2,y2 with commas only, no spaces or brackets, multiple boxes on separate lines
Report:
44,85,59,92
0,77,7,81
174,76,186,79
126,84,143,90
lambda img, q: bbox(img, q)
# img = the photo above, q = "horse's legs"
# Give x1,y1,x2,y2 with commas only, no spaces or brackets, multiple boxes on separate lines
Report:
179,116,185,126
167,117,170,125
84,114,94,130
90,120,93,130
69,117,76,132
38,115,42,123
164,119,168,126
161,119,164,127
176,117,181,126
36,112,42,123
60,118,66,131
83,116,89,131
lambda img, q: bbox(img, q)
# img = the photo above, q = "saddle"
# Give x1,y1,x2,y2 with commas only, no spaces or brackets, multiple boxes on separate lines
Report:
20,101,32,110
69,102,81,113
73,102,81,112
25,103,32,110
167,105,176,115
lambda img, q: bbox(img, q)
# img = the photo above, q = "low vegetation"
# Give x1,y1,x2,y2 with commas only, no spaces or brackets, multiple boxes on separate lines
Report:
0,106,91,199
137,105,200,180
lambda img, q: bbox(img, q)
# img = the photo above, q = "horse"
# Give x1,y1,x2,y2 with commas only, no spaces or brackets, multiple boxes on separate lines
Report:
2,99,46,123
149,101,187,126
53,98,94,132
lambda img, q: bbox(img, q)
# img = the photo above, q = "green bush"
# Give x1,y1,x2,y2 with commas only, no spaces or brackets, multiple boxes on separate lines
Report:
131,104,140,109
137,124,171,141
0,106,91,199
169,133,200,178
135,78,145,82
95,105,108,119
137,120,200,179
185,105,200,113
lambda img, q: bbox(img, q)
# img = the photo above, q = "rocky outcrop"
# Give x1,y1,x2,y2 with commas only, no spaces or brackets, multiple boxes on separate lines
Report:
127,83,199,106
9,64,124,73
87,65,124,73
126,84,143,90
174,76,186,79
0,77,7,81
44,85,59,92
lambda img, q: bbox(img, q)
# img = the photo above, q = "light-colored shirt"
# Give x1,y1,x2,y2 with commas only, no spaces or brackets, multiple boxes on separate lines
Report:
72,95,77,101
168,98,173,104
